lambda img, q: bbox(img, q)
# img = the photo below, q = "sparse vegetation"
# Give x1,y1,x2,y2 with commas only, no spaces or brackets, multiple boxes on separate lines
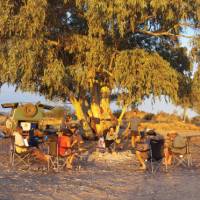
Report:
191,116,200,126
152,112,182,123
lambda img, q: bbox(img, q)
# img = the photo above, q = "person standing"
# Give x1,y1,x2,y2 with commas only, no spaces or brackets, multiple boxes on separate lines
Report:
130,110,141,134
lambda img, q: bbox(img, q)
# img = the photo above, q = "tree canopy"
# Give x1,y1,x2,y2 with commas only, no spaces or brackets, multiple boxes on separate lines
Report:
0,0,200,136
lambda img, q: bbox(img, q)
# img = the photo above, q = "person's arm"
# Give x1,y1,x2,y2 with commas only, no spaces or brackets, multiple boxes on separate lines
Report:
71,135,78,148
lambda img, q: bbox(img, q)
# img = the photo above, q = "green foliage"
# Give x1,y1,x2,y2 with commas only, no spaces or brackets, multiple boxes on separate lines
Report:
191,66,200,113
0,0,199,109
191,115,200,126
113,49,178,105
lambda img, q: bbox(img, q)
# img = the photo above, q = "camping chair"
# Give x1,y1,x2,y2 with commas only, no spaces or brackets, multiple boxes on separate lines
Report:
41,135,60,171
10,137,32,169
171,136,192,168
45,136,75,172
148,138,166,173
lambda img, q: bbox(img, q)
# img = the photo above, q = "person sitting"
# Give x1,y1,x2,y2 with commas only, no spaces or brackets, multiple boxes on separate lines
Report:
104,126,118,153
163,132,174,166
13,126,49,162
13,126,29,154
132,131,150,170
29,128,44,148
96,136,106,153
69,124,84,148
164,132,187,166
58,128,79,169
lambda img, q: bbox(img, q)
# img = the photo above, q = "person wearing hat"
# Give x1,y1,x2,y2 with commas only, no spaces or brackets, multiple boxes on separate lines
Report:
58,129,73,169
58,128,81,169
69,123,83,147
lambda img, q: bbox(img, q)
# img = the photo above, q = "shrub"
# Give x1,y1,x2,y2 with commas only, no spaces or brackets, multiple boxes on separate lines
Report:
191,116,200,126
143,113,155,121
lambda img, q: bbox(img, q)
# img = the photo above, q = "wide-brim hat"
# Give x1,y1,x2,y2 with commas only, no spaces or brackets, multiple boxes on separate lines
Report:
67,120,79,128
62,128,73,136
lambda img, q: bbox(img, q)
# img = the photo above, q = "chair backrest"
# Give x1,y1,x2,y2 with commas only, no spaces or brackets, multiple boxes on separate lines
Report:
150,139,164,161
172,135,186,149
46,135,58,157
0,137,12,154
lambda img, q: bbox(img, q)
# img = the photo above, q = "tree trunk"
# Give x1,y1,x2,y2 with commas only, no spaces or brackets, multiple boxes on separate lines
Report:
90,86,116,136
116,104,128,135
70,97,94,139
183,107,188,122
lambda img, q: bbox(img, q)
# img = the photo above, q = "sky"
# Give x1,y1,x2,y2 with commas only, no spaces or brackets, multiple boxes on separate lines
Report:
0,29,199,118
0,84,198,118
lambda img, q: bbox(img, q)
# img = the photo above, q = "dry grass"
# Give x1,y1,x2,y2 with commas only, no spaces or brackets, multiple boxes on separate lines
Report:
0,115,6,124
152,111,181,122
139,121,200,135
124,110,147,119
124,110,200,135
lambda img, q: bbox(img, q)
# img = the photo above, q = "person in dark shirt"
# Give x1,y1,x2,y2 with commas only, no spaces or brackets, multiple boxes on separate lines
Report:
103,126,117,153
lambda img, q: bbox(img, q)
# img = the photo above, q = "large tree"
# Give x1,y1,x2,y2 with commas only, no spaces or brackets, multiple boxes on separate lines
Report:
191,65,200,114
0,0,199,137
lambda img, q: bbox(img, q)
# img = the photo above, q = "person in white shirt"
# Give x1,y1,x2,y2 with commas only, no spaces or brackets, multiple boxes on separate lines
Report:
13,126,49,162
13,127,28,153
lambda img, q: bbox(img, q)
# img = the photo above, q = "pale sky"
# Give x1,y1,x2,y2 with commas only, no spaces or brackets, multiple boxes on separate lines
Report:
0,84,198,118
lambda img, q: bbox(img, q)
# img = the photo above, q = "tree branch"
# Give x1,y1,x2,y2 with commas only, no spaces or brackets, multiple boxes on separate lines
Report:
46,39,59,46
137,30,194,38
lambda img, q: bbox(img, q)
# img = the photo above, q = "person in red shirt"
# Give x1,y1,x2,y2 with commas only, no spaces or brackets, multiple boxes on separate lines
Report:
58,128,77,169
58,130,72,157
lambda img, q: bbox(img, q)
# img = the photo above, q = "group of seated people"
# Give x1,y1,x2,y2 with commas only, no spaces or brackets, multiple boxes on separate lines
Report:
96,126,119,153
131,129,188,170
12,121,84,170
97,125,188,171
12,112,188,172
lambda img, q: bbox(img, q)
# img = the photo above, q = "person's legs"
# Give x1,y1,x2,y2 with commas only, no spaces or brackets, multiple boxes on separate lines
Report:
66,154,75,169
31,149,49,162
136,150,146,170
164,147,172,165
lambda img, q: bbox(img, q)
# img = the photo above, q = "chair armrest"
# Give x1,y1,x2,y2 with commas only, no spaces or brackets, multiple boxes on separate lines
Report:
15,144,29,149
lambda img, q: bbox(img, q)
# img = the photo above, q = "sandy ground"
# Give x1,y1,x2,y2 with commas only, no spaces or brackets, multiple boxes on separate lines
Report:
1,137,200,200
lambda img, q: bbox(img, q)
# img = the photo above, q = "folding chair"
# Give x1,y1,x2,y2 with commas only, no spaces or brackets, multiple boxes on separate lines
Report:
45,136,73,172
10,137,32,169
171,139,192,168
40,135,59,171
148,138,166,173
